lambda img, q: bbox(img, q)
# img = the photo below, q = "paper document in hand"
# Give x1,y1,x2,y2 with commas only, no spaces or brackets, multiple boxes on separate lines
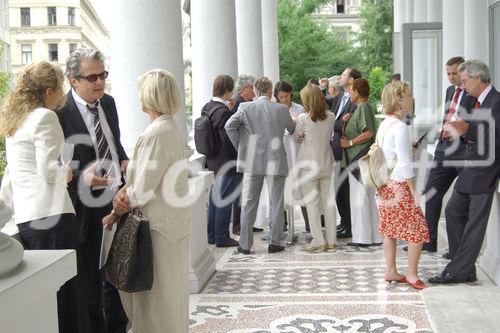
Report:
99,223,117,269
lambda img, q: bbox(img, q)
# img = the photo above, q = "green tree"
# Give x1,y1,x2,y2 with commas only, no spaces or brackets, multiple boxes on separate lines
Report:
357,0,394,74
278,0,362,101
368,66,390,105
0,42,11,177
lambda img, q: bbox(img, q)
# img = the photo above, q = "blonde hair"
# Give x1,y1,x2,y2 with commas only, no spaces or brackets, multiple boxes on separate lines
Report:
381,81,411,115
138,69,180,116
300,84,327,122
0,61,65,137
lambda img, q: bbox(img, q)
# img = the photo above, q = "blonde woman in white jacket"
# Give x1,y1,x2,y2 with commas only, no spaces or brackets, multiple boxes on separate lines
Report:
0,61,89,332
296,84,336,251
103,69,191,333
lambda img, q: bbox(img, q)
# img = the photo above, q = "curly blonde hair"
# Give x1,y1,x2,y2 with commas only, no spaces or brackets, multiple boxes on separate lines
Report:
0,61,65,137
381,81,411,115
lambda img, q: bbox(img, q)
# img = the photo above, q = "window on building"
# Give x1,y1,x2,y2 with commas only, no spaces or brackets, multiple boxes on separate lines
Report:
21,44,32,64
48,7,57,26
336,0,345,14
68,7,75,26
48,43,59,61
20,7,30,27
69,43,77,54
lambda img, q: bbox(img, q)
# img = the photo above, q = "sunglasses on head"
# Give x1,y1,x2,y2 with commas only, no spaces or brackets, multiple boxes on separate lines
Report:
77,70,109,82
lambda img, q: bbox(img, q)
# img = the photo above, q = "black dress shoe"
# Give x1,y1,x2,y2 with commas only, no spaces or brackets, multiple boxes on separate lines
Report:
232,229,240,236
347,242,370,247
216,238,239,247
422,243,437,252
337,230,352,239
208,239,215,245
402,244,437,252
442,252,452,260
237,247,250,255
253,227,264,232
268,244,285,253
337,224,347,232
428,271,467,284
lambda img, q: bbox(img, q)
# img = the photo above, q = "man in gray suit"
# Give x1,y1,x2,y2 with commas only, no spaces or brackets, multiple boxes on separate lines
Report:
225,76,296,254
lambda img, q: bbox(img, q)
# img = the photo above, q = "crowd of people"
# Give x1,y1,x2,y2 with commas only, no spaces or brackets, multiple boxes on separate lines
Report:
0,46,499,332
202,58,500,290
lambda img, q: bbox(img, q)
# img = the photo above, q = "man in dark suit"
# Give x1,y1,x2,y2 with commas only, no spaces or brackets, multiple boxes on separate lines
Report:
330,67,361,238
429,60,500,284
58,48,129,333
408,57,476,255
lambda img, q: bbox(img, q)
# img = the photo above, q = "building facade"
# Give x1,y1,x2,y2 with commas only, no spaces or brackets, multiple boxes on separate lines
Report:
313,0,363,40
8,0,108,76
0,0,10,72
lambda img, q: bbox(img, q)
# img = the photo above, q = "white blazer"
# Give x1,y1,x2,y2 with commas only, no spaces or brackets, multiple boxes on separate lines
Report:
0,107,75,224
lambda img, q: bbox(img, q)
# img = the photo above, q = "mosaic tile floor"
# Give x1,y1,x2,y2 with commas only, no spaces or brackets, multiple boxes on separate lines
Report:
189,217,491,333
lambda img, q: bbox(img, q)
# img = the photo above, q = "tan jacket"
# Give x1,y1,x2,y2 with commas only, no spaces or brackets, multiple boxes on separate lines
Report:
126,115,191,242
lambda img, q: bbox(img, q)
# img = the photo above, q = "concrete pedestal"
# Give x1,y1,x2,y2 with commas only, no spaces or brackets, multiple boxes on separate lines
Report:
0,250,76,333
188,170,215,293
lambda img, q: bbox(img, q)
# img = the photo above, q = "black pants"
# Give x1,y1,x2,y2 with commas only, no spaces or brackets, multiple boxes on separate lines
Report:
334,165,351,231
444,190,495,279
18,214,91,333
78,205,128,333
231,172,243,233
423,161,460,248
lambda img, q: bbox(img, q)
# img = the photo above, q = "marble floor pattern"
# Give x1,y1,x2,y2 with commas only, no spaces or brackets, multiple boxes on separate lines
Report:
189,216,492,333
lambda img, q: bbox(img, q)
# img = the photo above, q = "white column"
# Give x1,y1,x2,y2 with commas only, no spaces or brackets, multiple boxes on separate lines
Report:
442,0,464,63
109,0,188,154
427,0,443,22
394,0,404,33
405,0,414,23
393,0,405,74
464,0,489,63
413,0,427,22
261,0,279,84
191,0,238,121
235,0,264,77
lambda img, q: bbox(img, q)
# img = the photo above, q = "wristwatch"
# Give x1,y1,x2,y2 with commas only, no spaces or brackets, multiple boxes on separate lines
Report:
349,139,354,147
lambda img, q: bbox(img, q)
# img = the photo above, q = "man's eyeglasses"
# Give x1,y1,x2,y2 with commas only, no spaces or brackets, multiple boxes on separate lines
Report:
77,71,109,82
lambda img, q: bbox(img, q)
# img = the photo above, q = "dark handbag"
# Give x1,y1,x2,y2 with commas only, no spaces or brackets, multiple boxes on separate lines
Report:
105,208,154,292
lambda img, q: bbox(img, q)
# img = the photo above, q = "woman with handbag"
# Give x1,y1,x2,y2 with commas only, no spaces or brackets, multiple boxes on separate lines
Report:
377,81,430,290
103,69,191,332
0,61,90,332
340,78,382,247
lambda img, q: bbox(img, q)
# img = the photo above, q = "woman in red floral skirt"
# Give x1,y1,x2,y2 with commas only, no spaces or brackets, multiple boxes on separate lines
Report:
377,81,430,290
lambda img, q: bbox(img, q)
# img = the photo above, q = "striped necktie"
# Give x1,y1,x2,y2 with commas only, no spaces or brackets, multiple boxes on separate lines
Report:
86,102,115,180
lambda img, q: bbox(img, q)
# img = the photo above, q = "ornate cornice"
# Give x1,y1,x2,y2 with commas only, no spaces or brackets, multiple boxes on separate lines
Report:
10,26,82,35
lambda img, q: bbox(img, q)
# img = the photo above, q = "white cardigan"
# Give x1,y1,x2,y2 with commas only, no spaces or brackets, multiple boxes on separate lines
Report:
378,117,414,182
1,107,74,224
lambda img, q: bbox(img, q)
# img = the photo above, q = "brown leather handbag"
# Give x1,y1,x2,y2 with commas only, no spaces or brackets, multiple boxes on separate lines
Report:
105,208,153,292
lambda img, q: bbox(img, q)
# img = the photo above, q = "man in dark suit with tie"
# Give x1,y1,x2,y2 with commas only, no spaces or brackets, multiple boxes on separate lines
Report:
58,48,129,333
429,60,500,284
413,57,476,255
330,67,361,238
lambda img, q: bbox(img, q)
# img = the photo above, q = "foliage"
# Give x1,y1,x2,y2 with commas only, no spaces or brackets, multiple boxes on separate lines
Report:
357,0,394,74
278,0,362,102
0,42,11,177
368,66,390,105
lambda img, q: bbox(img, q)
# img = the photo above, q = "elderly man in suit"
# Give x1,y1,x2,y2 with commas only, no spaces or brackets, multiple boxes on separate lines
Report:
58,48,128,333
330,67,361,239
225,76,296,254
404,57,476,255
429,60,500,284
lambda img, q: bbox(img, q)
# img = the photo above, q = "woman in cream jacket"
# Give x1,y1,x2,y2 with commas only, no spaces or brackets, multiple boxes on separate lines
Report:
0,61,89,332
103,69,191,332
